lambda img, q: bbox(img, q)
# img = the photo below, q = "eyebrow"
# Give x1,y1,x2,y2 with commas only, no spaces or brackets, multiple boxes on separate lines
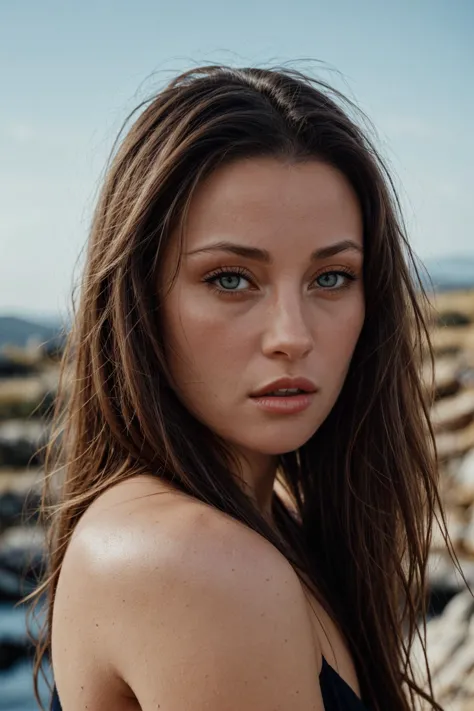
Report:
185,239,363,262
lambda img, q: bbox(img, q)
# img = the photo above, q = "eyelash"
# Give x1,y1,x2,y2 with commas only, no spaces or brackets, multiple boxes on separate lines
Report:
202,265,358,297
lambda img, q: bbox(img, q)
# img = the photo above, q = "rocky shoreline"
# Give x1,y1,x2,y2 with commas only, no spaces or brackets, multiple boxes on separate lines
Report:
1,290,474,709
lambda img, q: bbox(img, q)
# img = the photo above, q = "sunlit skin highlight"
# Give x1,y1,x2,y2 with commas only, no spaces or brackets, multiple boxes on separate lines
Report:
160,157,365,522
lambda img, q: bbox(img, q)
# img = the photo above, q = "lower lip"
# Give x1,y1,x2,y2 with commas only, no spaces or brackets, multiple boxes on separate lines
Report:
250,392,315,414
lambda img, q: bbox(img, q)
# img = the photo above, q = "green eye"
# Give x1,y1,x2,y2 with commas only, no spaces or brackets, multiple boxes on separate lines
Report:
218,274,245,290
203,267,255,296
317,273,339,288
314,270,357,290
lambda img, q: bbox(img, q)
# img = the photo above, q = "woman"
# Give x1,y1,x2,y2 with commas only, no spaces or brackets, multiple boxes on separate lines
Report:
29,64,454,711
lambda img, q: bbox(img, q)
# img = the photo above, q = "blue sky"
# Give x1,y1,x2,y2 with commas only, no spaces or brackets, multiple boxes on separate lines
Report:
1,0,473,318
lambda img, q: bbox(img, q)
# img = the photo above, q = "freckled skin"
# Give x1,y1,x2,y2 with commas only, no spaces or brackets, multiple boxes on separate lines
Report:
160,157,365,511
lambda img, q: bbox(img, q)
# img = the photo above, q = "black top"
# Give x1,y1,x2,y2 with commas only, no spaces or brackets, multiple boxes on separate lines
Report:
51,655,369,710
319,656,370,710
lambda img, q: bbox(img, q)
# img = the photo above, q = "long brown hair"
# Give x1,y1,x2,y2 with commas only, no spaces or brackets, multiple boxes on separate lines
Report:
27,64,460,710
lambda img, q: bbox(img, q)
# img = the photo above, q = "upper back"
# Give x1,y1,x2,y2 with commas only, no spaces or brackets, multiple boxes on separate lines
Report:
51,474,357,710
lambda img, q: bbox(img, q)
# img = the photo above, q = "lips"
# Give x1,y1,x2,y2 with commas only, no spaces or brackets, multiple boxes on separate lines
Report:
250,376,317,398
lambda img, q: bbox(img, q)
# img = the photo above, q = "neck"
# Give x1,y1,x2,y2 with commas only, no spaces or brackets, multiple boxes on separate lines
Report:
232,447,279,524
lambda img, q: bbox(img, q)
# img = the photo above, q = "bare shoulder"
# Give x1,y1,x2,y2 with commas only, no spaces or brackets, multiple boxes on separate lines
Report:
52,475,324,710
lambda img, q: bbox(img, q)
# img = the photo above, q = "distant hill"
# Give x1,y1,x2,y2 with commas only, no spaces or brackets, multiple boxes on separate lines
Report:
0,316,67,350
419,256,474,292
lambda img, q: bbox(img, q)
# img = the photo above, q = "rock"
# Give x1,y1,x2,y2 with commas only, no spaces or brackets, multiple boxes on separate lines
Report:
424,356,461,399
0,420,47,443
459,362,474,389
0,486,42,531
426,553,466,617
431,508,467,554
424,620,467,678
451,450,474,505
436,312,472,328
427,552,474,593
436,422,474,460
412,587,474,709
0,377,45,405
431,638,474,701
0,468,43,495
430,326,474,357
446,509,466,550
0,376,56,420
0,419,48,468
431,389,474,432
0,639,34,671
439,460,467,507
0,491,26,528
432,291,474,322
410,589,473,700
0,525,46,553
0,526,46,602
442,588,474,623
0,355,36,378
463,508,474,557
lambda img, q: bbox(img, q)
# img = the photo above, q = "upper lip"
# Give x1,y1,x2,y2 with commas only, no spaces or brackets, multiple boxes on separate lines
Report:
250,376,318,397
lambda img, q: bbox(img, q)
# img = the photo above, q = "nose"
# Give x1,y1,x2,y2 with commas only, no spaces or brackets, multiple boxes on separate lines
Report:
261,291,314,361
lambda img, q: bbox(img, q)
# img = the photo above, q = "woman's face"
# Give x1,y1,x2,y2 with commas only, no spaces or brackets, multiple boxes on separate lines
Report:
160,157,365,457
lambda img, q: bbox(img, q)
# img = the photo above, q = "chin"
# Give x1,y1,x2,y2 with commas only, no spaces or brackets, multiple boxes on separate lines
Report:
259,441,311,456
240,429,317,456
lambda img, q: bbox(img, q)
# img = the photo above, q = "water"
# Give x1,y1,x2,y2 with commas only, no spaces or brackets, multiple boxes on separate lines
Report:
0,604,51,711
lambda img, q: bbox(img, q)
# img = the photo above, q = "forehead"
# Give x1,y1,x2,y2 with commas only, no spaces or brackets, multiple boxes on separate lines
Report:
181,156,363,251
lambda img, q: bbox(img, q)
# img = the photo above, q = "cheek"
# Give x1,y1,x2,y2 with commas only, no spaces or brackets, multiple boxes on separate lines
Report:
162,290,249,382
162,293,252,429
319,299,364,374
342,304,365,354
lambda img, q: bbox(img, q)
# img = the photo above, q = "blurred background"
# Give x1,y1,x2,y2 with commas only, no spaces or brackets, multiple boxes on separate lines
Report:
1,1,473,709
